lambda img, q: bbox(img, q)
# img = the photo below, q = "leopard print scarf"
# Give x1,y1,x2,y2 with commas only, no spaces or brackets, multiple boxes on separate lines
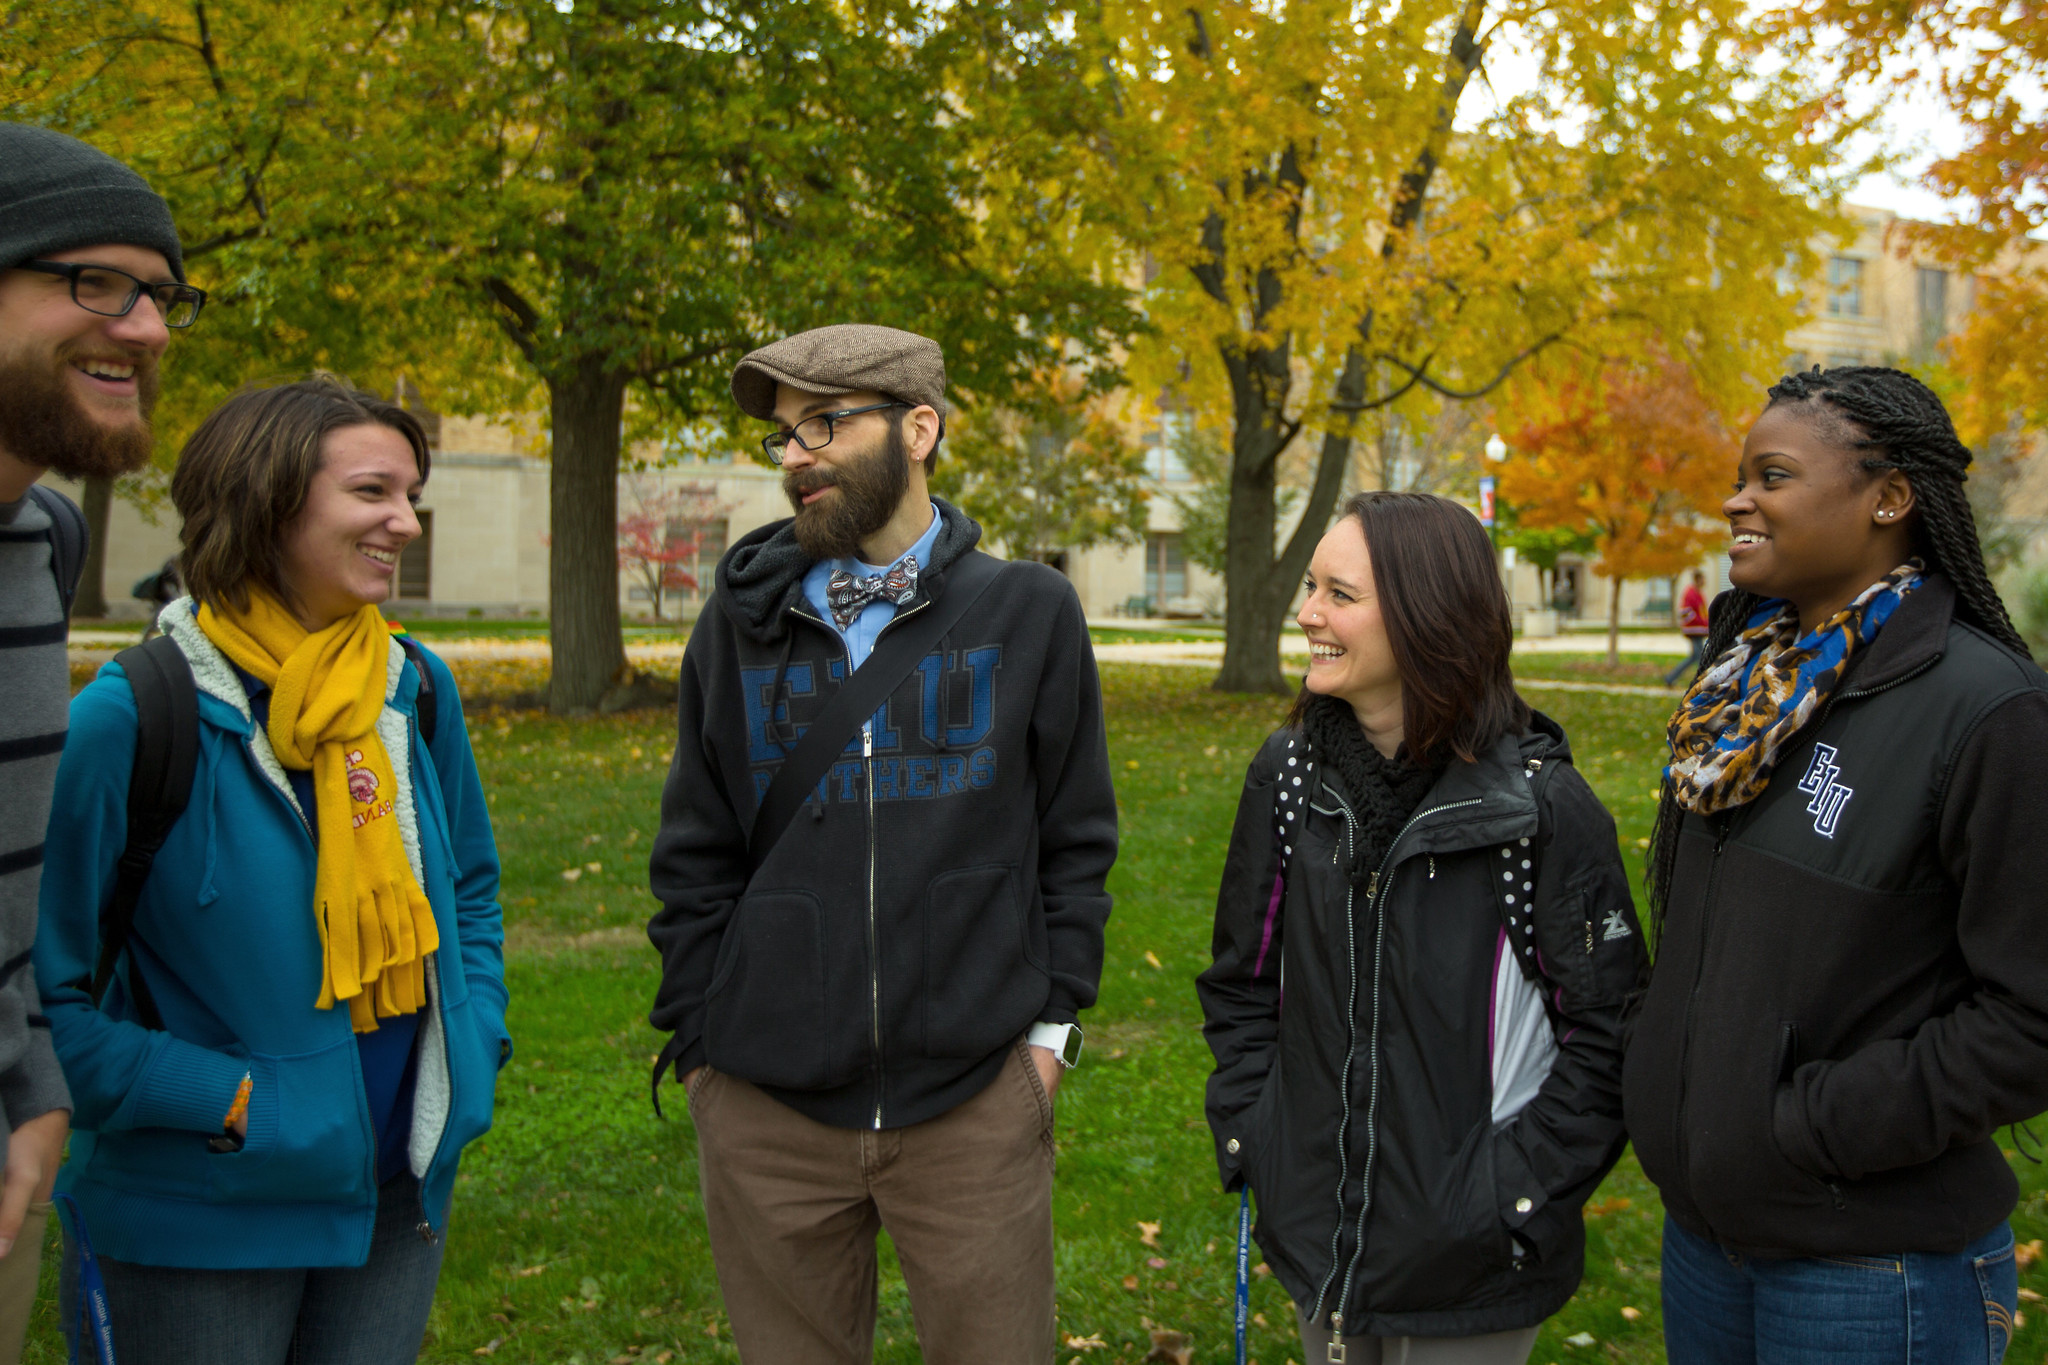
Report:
1666,561,1921,815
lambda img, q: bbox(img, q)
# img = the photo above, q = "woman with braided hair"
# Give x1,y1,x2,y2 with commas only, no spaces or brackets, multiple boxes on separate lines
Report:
1623,365,2042,1363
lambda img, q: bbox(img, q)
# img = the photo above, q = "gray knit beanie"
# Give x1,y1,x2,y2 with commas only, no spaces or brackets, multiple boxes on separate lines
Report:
0,123,184,280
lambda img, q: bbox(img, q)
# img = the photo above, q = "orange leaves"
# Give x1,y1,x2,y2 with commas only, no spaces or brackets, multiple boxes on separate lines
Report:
1499,350,1737,585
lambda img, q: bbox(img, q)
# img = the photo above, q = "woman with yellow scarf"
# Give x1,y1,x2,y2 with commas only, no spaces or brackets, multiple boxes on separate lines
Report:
36,379,509,1365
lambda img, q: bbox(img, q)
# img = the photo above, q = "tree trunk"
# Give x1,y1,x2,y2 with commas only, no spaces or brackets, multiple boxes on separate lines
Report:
546,357,630,714
75,476,112,618
1607,575,1623,666
1213,346,1363,693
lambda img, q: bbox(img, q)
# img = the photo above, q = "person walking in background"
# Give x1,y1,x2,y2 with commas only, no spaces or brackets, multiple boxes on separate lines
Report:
1664,569,1712,686
36,380,510,1364
1199,492,1647,1365
0,122,198,1364
647,324,1116,1364
132,556,182,640
1626,366,2044,1364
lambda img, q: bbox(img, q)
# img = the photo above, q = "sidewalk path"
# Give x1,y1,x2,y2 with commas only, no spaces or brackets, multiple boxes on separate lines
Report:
69,632,1688,702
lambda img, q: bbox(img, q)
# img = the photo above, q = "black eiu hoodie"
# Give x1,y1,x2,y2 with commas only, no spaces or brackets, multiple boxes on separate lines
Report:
1624,574,2048,1257
647,499,1117,1130
1198,715,1648,1338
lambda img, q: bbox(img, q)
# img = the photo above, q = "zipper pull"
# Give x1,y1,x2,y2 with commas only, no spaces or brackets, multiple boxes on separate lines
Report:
1366,872,1379,900
863,725,873,758
1428,854,1436,880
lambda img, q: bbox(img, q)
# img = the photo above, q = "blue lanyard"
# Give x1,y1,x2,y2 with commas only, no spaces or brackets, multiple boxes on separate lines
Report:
54,1194,115,1365
1235,1186,1251,1365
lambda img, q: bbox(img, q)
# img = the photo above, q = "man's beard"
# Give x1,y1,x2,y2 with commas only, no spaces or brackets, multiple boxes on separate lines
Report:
0,343,158,482
783,421,911,561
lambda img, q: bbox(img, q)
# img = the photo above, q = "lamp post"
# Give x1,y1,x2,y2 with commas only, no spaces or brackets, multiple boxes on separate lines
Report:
1483,433,1512,621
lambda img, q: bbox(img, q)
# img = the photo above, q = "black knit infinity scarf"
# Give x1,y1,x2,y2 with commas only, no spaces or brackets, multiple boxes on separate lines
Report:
1301,694,1442,885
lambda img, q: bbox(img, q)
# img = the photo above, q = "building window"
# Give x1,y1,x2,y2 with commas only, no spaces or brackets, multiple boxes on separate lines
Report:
398,509,432,599
1145,533,1185,609
666,515,728,601
1827,256,1863,316
1917,267,1949,344
1150,406,1193,483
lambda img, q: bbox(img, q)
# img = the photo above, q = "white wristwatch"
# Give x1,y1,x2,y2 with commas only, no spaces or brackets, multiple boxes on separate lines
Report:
1027,1021,1084,1068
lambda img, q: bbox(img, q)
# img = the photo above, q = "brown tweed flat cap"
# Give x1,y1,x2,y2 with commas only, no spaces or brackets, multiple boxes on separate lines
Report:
731,324,948,424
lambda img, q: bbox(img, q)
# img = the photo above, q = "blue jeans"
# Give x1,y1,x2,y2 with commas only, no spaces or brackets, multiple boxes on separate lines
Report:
59,1173,446,1365
1661,1215,2017,1365
1666,636,1709,686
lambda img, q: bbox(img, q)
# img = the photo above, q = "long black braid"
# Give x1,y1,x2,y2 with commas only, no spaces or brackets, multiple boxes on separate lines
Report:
1644,365,2026,944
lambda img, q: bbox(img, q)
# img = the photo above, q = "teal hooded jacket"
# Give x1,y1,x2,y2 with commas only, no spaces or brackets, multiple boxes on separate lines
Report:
35,600,509,1268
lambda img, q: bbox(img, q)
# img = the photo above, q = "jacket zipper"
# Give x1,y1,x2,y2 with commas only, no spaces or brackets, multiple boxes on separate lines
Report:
840,597,934,1132
1319,791,1485,1338
1669,657,1936,1224
1308,794,1361,1332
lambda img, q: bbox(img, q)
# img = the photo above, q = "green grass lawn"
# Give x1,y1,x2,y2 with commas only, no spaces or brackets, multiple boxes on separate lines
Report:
29,659,2048,1362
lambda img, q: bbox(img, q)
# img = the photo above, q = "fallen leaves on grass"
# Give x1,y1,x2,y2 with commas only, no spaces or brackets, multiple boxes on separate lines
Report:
1122,1275,1140,1290
1147,1257,1168,1269
2019,1239,2043,1270
1144,1329,1194,1364
1583,1197,1633,1218
1620,1307,1641,1321
1064,1333,1107,1350
512,1265,547,1277
472,1340,501,1356
561,868,583,882
1138,1221,1162,1247
1144,952,1163,969
1565,1333,1597,1347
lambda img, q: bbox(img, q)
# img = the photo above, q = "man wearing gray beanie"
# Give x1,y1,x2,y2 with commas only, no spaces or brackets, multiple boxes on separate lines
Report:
0,121,197,1364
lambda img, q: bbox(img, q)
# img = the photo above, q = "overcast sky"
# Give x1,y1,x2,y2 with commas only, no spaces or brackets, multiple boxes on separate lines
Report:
1463,32,1989,226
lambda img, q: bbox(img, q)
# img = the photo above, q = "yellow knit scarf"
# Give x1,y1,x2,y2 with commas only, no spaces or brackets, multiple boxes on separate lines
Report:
197,590,438,1032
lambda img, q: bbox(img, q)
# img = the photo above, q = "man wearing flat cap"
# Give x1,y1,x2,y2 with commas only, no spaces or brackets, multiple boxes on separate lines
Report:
0,122,199,1364
647,323,1116,1362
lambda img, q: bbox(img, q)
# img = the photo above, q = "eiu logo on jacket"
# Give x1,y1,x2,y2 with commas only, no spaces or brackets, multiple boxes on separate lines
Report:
1796,743,1853,839
740,647,1002,804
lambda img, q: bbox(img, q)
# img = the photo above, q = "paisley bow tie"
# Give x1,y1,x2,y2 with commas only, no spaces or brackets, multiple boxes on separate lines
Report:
827,556,919,629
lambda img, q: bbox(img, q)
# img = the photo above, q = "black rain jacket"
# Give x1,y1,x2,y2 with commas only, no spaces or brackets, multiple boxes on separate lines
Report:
647,500,1117,1130
1624,574,2048,1256
1198,713,1647,1338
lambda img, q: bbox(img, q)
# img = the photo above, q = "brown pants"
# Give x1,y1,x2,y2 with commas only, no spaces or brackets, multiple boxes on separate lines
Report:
690,1040,1056,1365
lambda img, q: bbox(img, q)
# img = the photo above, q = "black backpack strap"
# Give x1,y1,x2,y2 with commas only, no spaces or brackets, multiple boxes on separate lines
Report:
26,486,87,620
394,635,438,746
93,636,200,1031
746,552,1005,871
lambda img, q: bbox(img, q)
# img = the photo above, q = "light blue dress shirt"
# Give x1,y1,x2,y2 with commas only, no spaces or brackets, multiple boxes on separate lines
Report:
800,501,942,670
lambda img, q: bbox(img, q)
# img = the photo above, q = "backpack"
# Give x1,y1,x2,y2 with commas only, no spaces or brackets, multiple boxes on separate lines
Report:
87,631,440,1029
26,485,87,619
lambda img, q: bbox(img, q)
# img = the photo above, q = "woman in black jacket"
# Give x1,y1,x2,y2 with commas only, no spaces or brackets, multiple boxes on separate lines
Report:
1627,366,2039,1363
1198,492,1647,1365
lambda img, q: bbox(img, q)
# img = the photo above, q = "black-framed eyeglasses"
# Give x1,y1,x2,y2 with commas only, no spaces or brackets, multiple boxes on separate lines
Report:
19,260,207,329
761,401,908,464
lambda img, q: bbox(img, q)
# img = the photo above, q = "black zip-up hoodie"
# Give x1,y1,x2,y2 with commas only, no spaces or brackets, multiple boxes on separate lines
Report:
647,499,1117,1130
1624,574,2048,1256
1198,715,1647,1337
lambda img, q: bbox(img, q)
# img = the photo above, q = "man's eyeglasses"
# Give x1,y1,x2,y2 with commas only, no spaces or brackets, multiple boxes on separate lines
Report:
20,260,207,329
761,402,908,464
